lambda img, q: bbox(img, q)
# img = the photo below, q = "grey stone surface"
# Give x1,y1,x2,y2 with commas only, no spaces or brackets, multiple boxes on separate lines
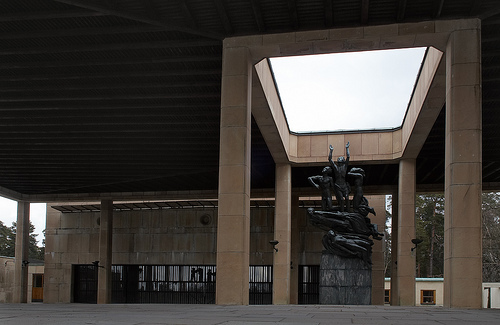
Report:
0,303,499,325
319,252,372,305
320,251,371,270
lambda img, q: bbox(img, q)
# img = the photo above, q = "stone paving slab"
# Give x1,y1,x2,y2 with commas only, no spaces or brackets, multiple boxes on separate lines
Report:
0,304,499,325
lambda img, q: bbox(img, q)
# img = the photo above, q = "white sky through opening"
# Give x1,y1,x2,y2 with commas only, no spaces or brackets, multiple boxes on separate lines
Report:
0,196,46,247
269,47,427,133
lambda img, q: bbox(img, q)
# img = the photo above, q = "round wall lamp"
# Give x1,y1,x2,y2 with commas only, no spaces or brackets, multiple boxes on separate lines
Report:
200,214,212,225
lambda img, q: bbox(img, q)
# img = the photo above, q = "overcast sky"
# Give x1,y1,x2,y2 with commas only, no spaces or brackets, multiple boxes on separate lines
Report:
0,47,426,246
270,47,427,133
0,196,46,247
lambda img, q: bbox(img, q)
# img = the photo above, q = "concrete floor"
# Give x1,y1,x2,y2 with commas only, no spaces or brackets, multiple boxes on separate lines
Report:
1,304,500,325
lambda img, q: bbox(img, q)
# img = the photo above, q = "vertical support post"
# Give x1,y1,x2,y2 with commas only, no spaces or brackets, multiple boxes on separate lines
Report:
390,191,399,306
273,163,291,304
369,195,386,305
444,22,482,309
396,159,416,306
13,202,30,303
97,199,113,304
216,42,252,305
289,193,300,304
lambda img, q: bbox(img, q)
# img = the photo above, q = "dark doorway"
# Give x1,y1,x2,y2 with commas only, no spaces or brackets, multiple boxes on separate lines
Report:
249,265,273,304
298,265,319,304
73,265,98,303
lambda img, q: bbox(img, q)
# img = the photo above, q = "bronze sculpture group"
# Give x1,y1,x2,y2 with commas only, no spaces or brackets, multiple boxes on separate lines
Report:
308,143,383,265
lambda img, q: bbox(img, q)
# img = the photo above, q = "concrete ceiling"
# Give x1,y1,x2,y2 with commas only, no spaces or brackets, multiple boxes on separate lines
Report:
1,0,500,200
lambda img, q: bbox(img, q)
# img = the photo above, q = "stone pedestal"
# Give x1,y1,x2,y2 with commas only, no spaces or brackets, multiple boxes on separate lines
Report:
319,252,372,305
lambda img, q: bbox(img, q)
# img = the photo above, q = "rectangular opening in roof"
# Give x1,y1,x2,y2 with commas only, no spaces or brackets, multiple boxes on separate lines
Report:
269,47,428,133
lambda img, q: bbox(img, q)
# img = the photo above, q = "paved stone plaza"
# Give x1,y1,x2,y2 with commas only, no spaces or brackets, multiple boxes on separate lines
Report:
0,304,499,325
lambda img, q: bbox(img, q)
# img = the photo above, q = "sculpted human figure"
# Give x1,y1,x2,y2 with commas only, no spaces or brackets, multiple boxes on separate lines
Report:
306,146,383,266
308,166,334,211
329,142,350,212
322,230,372,265
348,167,366,212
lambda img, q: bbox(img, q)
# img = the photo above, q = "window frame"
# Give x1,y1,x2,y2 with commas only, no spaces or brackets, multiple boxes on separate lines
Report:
420,289,436,305
384,289,391,304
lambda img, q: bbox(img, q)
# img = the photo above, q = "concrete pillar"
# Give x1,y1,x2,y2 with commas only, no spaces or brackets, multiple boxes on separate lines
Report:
390,191,399,306
13,202,30,303
396,159,416,306
369,195,386,305
444,25,482,309
289,193,300,304
97,199,113,304
273,163,292,304
216,43,252,305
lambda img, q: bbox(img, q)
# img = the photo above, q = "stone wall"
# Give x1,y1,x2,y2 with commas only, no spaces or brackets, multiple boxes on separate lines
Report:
44,203,326,303
0,256,15,303
1,256,45,303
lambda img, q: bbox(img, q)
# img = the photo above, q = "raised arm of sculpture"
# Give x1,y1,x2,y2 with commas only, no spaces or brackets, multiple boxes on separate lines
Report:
329,142,350,165
345,141,350,163
328,144,334,167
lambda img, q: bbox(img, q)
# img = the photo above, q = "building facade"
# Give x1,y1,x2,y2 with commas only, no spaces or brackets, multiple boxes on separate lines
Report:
1,256,44,303
385,278,500,308
5,16,485,309
43,197,385,304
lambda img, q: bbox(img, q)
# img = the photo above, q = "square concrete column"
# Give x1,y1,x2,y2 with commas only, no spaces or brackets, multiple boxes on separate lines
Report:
396,159,416,306
444,25,482,309
273,163,292,304
13,202,30,303
216,43,252,305
97,199,113,304
390,191,399,306
368,195,386,305
289,193,300,304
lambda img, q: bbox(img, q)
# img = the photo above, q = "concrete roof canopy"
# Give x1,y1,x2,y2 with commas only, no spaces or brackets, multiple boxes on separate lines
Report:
1,0,500,202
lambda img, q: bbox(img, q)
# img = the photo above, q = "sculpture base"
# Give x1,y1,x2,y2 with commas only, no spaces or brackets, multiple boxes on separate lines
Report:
319,252,372,305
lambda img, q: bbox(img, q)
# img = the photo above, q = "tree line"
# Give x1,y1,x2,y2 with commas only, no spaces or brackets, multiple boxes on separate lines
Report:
0,220,44,261
384,192,500,282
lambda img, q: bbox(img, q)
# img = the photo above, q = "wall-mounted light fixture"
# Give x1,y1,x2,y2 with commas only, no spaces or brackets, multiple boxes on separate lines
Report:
269,240,279,252
200,214,212,225
92,260,104,268
411,238,423,252
22,260,30,268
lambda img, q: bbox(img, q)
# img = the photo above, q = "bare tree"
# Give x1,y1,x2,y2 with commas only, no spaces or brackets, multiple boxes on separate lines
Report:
482,192,500,282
